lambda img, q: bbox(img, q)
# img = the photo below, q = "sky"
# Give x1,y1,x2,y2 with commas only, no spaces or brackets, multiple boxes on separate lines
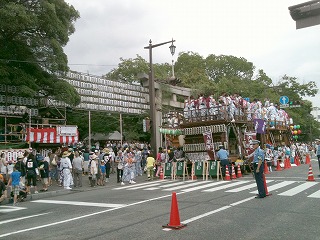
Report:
63,0,320,108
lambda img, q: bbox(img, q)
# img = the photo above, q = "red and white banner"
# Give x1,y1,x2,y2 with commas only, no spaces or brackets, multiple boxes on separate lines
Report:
203,131,215,160
25,127,78,144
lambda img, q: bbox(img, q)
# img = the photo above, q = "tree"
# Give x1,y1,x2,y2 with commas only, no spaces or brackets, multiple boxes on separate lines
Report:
0,0,81,106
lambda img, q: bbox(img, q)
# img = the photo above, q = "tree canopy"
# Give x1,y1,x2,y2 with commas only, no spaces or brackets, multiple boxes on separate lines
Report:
0,0,81,106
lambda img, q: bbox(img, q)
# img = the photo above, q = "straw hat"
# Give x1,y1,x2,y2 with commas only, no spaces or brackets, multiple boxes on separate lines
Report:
62,151,70,158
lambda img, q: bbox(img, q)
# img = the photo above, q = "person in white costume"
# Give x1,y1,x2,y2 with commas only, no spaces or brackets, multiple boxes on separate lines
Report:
60,151,73,190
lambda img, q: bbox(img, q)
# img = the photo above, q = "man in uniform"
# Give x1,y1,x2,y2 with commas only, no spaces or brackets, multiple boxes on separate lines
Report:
216,145,230,179
250,140,266,198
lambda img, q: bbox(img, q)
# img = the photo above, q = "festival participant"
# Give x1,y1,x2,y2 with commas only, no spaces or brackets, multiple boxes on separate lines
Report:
60,151,73,190
198,94,207,120
207,95,217,120
267,103,278,128
183,97,190,120
189,96,196,120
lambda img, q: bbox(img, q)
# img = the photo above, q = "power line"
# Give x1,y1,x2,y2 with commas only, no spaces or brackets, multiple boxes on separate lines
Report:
0,58,118,67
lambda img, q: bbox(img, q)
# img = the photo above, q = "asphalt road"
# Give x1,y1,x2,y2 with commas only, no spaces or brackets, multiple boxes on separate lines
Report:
1,158,320,240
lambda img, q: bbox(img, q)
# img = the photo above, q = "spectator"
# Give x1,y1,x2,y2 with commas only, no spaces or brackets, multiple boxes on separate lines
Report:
115,150,124,184
72,151,83,188
7,166,21,205
14,153,26,186
38,157,49,192
0,174,7,204
49,150,59,186
122,152,136,185
90,154,98,187
146,153,156,181
26,154,38,194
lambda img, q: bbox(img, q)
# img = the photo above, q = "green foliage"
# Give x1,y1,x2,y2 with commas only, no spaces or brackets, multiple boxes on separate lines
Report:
0,0,80,106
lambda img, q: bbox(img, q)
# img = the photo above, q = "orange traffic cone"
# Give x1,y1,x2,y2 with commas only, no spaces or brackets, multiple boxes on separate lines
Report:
275,160,282,171
264,161,270,174
295,156,301,166
191,163,197,180
236,164,242,178
305,154,311,164
159,166,164,180
163,192,186,229
283,157,288,169
263,174,271,196
224,165,231,181
231,165,237,179
306,164,315,181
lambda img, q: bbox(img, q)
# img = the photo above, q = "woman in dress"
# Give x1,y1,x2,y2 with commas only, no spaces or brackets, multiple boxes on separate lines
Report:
121,152,136,185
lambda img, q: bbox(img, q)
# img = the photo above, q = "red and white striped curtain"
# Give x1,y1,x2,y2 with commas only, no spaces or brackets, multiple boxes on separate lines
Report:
25,128,78,144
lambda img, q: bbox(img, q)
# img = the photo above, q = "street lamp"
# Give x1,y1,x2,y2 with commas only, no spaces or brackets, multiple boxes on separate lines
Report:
144,39,176,154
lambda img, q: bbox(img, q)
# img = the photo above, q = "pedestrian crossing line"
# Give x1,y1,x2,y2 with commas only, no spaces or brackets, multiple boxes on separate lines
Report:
181,181,228,193
0,212,51,225
159,181,187,188
278,182,318,196
249,181,296,194
202,181,250,192
32,200,126,208
162,181,206,191
128,182,162,190
112,180,169,190
307,190,320,198
144,187,160,190
0,206,27,213
226,180,274,193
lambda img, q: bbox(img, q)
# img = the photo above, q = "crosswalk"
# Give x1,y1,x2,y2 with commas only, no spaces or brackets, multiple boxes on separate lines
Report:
112,179,320,199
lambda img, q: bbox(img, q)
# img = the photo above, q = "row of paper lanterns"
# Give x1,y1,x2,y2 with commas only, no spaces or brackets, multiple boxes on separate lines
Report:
159,128,182,136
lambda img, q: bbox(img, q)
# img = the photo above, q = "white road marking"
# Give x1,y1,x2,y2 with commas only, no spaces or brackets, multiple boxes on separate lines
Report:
249,181,296,194
0,193,173,238
202,181,250,192
278,182,318,196
0,206,27,213
31,200,126,208
144,187,160,190
128,183,161,190
163,196,256,231
163,181,205,191
181,181,227,192
0,212,51,225
226,180,274,192
307,190,320,198
112,180,168,190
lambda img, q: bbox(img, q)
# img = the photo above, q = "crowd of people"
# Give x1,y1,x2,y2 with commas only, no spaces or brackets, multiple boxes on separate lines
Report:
0,141,186,205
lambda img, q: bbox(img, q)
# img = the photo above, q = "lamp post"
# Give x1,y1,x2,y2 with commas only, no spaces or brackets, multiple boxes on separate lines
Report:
144,39,176,153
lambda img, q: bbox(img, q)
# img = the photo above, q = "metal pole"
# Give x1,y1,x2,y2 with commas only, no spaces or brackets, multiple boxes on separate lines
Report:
88,110,91,150
120,112,123,146
29,108,31,148
144,39,176,154
148,41,157,154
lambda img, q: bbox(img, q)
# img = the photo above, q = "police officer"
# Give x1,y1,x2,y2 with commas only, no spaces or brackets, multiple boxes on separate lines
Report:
216,145,230,178
251,140,266,198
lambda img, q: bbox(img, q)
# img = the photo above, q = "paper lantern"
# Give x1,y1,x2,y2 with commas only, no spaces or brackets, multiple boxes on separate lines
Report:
293,125,297,129
296,125,300,129
297,130,302,134
290,125,294,129
294,130,298,135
